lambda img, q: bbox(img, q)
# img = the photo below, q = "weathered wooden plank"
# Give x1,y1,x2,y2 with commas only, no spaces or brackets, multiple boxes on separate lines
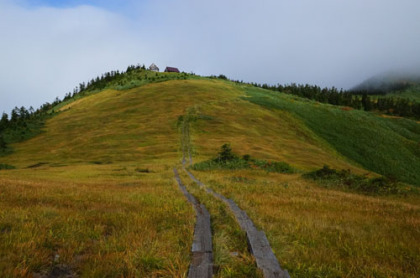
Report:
173,168,213,278
191,204,213,253
188,252,213,277
184,168,290,278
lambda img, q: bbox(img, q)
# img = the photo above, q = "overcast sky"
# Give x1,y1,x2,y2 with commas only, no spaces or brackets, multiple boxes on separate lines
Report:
1,0,420,114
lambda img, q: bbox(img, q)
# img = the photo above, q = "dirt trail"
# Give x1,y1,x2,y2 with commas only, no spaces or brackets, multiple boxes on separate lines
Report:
178,110,290,278
173,168,213,278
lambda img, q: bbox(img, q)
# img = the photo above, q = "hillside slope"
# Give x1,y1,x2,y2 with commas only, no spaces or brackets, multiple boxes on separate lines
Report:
4,78,419,184
0,77,419,277
2,79,363,172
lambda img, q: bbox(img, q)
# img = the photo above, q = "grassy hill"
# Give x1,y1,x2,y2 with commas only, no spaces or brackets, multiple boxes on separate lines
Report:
244,86,420,186
0,73,419,277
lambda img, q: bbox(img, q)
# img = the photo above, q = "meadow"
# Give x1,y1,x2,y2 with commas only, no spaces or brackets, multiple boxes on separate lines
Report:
187,168,419,277
0,165,194,277
0,77,419,277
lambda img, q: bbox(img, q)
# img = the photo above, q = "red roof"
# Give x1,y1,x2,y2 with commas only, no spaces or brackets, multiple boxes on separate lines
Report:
164,67,180,73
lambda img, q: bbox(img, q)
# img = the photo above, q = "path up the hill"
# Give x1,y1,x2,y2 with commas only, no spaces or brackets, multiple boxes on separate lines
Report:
178,111,290,278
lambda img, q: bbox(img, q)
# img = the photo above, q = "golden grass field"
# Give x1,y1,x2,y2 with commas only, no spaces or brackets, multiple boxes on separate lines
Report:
1,79,419,277
187,169,419,277
0,165,194,277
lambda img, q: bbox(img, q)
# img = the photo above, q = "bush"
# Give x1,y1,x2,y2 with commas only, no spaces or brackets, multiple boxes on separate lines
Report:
242,154,251,161
191,144,295,173
304,165,414,195
263,161,294,173
135,168,150,173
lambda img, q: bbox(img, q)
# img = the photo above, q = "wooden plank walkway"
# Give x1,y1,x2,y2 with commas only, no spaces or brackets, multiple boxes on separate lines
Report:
173,168,213,278
184,168,290,278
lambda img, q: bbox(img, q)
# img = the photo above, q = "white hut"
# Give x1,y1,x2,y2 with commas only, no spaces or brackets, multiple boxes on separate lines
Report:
148,63,159,72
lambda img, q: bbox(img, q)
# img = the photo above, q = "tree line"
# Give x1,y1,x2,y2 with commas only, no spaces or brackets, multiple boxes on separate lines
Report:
0,64,149,153
251,83,420,119
0,105,51,153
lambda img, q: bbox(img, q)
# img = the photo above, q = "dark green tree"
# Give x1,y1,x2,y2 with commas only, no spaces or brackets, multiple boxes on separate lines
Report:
0,113,8,130
217,144,236,162
11,107,19,123
0,133,6,150
361,94,372,111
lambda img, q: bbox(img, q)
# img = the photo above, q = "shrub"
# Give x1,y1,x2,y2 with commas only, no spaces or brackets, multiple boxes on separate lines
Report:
0,164,15,170
304,165,414,195
135,168,150,173
242,154,251,161
191,144,295,173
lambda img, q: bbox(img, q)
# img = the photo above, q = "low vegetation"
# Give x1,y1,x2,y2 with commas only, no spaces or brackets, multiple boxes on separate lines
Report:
304,165,417,195
191,144,295,173
0,163,15,170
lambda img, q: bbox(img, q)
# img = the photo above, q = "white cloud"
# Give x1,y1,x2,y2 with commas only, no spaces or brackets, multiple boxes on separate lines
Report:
0,2,152,113
1,0,420,113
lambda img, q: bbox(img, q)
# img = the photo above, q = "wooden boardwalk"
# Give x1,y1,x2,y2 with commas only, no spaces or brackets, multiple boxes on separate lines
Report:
184,168,290,278
173,168,213,278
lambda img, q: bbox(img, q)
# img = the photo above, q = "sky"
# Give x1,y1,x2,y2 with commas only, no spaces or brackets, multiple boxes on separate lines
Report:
1,0,420,114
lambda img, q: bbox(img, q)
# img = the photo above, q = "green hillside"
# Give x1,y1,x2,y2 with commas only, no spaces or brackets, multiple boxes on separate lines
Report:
244,86,420,186
0,72,419,277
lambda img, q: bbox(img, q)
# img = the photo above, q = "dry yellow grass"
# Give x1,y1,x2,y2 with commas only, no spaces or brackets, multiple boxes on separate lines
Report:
0,165,194,277
0,78,418,277
188,169,420,277
188,86,367,174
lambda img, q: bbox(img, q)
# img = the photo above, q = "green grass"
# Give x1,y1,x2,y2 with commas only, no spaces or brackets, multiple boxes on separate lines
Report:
244,86,420,186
